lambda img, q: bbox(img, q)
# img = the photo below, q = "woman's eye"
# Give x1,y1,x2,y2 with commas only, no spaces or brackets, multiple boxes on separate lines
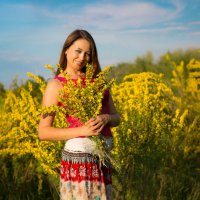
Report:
75,50,81,53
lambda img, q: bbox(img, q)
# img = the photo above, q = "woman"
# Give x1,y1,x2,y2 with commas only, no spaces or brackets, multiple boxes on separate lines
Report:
38,29,120,200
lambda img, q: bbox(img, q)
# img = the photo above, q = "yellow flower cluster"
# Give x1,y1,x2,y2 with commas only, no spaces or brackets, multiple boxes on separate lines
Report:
58,64,113,122
0,77,63,193
169,56,200,160
27,72,46,94
111,72,176,157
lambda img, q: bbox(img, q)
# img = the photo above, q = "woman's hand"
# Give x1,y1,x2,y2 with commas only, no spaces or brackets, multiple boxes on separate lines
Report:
80,115,110,137
91,115,110,127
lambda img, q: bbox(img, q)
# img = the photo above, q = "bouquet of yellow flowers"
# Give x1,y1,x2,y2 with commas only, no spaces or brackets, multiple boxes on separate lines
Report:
42,64,114,164
59,64,113,121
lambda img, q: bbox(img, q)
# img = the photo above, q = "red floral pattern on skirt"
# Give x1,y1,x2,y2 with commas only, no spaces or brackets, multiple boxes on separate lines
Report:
60,150,112,200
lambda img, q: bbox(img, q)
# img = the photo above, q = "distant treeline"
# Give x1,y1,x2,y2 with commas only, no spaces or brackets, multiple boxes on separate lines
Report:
109,48,200,83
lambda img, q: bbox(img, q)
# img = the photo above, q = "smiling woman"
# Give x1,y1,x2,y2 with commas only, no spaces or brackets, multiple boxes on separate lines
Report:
64,39,91,78
56,29,101,78
38,29,120,200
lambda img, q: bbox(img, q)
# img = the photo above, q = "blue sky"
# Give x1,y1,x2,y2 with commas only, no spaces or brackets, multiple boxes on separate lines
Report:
0,0,200,88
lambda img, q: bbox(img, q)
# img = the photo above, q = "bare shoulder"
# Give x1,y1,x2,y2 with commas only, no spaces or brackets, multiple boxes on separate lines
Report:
44,78,62,93
42,78,62,106
46,78,62,88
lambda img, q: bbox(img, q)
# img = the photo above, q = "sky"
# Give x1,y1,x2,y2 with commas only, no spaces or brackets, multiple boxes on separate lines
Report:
0,0,200,88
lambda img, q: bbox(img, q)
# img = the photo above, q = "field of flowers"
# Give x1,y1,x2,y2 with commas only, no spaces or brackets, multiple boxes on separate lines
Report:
0,56,199,200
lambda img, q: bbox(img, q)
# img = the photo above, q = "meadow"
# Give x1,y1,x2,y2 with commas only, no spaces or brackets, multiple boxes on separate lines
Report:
0,50,199,200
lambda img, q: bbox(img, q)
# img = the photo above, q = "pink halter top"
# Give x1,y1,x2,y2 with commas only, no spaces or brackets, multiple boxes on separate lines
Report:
54,76,112,137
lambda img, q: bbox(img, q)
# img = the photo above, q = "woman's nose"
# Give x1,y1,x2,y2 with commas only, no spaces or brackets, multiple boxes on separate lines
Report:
79,53,85,61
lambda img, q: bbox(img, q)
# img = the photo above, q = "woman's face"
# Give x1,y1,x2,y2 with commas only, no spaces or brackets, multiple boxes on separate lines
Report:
65,39,91,73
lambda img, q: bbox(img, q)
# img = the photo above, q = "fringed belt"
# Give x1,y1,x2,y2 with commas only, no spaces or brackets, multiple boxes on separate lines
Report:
61,150,99,164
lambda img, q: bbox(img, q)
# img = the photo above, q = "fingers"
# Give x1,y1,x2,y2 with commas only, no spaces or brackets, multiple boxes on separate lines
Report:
95,115,109,126
88,119,104,130
87,115,105,125
84,115,107,136
86,117,96,125
91,124,104,135
84,122,104,136
90,116,104,125
87,122,102,132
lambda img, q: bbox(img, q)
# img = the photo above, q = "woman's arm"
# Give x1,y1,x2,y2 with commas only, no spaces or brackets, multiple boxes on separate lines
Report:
106,94,120,127
38,79,101,141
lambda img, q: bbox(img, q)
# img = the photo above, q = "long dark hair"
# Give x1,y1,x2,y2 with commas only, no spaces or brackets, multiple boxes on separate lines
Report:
56,29,101,76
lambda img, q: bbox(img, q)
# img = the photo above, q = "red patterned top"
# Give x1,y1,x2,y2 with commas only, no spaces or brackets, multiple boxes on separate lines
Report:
54,76,112,137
